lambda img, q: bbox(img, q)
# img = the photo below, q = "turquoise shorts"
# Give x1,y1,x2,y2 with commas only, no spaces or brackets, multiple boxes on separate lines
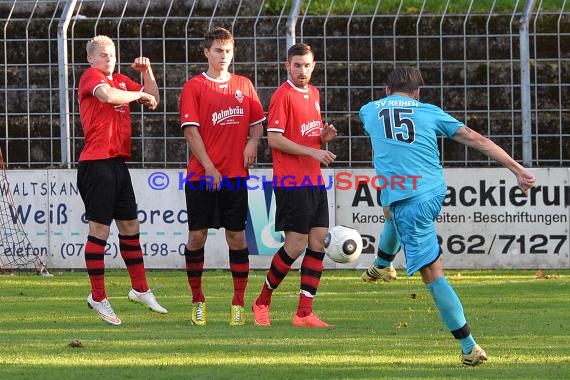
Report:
390,192,445,276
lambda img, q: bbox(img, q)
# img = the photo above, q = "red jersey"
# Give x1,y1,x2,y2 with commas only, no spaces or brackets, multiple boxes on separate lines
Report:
179,73,266,180
267,80,324,187
78,67,143,161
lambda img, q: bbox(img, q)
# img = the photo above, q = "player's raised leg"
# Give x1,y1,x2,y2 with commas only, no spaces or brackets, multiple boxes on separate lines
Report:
84,233,121,325
362,213,399,283
116,219,167,314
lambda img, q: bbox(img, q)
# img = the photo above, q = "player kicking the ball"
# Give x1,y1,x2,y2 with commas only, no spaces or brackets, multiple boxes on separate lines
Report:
359,66,535,366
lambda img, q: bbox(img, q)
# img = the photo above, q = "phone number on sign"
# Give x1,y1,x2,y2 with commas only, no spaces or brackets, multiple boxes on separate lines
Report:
59,242,187,259
437,234,568,255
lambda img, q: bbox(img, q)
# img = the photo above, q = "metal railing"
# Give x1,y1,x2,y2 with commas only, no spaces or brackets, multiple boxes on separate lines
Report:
1,0,569,168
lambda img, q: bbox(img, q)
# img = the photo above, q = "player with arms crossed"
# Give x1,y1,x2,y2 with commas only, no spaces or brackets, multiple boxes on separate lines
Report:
78,35,167,325
179,27,265,326
252,43,337,327
359,66,535,366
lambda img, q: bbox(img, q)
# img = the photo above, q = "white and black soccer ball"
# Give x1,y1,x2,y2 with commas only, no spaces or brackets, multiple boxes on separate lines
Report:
323,225,363,263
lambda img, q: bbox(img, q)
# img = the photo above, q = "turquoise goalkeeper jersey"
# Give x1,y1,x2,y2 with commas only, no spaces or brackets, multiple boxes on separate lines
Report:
359,94,463,206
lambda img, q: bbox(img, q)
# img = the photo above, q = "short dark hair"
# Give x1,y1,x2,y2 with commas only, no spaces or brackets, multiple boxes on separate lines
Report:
287,43,314,62
204,26,234,50
387,67,424,93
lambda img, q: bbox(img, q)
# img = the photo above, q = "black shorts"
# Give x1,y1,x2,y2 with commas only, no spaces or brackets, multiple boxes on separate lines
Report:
274,186,329,234
77,158,137,226
185,177,248,232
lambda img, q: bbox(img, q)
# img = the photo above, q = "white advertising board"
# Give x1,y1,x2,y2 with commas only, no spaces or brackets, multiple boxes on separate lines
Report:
6,168,336,269
4,168,569,270
335,168,570,270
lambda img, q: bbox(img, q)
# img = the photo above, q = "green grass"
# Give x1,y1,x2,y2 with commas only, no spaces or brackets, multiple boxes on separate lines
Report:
263,0,568,14
1,269,569,379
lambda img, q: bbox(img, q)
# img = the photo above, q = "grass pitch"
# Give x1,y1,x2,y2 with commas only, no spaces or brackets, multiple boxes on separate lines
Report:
0,269,568,379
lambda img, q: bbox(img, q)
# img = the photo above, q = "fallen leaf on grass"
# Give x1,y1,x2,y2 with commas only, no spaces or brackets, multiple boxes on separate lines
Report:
395,321,409,329
69,339,84,348
535,270,560,280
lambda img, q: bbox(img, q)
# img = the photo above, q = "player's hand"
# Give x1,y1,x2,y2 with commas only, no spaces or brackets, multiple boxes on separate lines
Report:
204,166,222,191
243,139,258,169
131,57,151,73
137,92,157,110
312,149,336,166
320,123,337,143
516,170,536,196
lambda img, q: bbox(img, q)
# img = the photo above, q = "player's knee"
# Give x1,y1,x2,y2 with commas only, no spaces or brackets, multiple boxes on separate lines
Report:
187,229,208,248
225,230,246,249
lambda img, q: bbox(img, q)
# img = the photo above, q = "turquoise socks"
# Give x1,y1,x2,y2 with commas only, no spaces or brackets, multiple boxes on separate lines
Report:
374,220,400,268
427,276,476,354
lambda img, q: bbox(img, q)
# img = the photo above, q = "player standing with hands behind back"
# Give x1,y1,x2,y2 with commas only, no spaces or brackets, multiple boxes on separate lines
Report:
252,43,337,328
359,66,536,366
179,27,265,326
78,35,167,326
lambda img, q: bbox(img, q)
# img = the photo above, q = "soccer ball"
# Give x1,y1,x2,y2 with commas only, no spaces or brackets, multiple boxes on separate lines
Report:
323,225,363,263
